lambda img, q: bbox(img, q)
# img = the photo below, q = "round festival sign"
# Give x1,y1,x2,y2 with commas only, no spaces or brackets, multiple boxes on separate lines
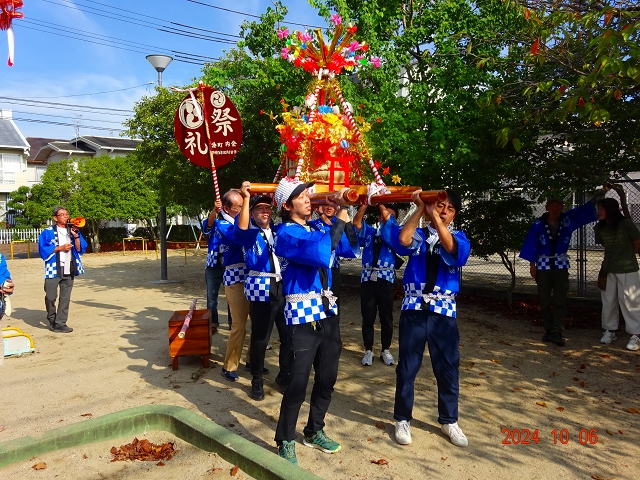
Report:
173,86,243,169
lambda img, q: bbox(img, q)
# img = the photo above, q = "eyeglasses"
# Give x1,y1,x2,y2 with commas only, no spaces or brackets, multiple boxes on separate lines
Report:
55,213,69,218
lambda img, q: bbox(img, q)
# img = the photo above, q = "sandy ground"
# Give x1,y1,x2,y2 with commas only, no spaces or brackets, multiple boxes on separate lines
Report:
1,250,639,480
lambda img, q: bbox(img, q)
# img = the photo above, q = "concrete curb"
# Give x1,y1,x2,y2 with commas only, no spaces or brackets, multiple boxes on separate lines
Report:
0,404,323,480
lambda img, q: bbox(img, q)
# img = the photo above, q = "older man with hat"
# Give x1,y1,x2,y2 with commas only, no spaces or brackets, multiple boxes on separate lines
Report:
234,181,290,400
520,194,602,346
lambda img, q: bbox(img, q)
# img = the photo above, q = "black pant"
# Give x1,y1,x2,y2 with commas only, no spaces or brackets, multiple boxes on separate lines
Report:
275,315,342,443
361,279,394,351
249,282,289,380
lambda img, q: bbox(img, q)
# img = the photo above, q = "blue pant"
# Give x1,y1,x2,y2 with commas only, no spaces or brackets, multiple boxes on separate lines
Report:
205,266,224,325
394,309,460,425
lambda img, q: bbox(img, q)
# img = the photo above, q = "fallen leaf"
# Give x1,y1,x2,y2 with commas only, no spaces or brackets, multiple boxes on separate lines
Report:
566,388,576,393
601,354,611,358
173,385,181,389
367,438,373,442
552,372,558,377
80,413,93,417
375,421,385,430
536,401,547,407
606,430,613,436
513,387,524,391
619,430,624,434
371,458,389,465
556,407,565,412
83,454,88,459
32,462,47,470
491,359,501,363
536,349,544,353
231,465,239,476
110,438,176,462
479,372,486,376
157,461,165,466
580,381,586,388
441,457,448,461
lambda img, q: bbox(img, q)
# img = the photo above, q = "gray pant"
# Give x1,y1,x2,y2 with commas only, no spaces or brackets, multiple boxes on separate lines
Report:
44,276,74,327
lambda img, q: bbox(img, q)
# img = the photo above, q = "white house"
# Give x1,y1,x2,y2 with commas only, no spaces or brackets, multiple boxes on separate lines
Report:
0,109,30,221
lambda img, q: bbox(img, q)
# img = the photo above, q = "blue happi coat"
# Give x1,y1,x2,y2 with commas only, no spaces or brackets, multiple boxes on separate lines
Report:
234,221,286,302
274,221,338,325
38,226,87,279
358,222,397,283
519,202,597,270
308,216,360,268
216,220,247,286
201,217,222,268
382,217,470,318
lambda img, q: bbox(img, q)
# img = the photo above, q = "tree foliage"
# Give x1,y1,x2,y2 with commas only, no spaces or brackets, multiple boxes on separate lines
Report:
14,155,160,252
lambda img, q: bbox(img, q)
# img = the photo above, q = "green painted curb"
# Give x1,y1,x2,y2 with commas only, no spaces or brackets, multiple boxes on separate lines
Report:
0,405,323,480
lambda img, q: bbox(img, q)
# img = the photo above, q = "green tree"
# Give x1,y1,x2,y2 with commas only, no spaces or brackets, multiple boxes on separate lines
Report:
26,159,79,226
458,191,535,304
480,1,639,193
66,154,160,252
6,185,36,228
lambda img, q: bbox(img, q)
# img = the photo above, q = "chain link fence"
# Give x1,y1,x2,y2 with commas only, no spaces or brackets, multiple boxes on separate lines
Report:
335,177,640,301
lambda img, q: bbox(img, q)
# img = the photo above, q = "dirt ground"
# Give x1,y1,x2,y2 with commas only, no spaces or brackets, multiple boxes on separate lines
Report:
1,250,639,479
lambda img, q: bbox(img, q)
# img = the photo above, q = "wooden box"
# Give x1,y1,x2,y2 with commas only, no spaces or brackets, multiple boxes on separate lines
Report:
168,309,211,370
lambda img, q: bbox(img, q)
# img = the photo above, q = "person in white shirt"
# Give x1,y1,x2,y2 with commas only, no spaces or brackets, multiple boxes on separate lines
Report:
38,207,87,333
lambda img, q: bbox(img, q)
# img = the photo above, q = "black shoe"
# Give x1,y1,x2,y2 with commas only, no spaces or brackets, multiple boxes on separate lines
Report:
249,378,265,401
542,332,551,342
53,325,73,333
548,332,564,346
275,374,289,392
244,363,270,374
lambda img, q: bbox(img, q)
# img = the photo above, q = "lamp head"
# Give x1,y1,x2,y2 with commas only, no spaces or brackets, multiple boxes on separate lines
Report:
146,54,173,73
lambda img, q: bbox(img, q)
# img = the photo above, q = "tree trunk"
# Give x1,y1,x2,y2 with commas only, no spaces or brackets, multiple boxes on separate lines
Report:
499,251,516,306
87,219,101,253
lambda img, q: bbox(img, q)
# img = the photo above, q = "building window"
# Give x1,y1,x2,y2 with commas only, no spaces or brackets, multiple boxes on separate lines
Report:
0,153,22,184
36,166,46,181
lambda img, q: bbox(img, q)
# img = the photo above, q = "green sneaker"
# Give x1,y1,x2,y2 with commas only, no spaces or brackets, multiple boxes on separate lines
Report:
278,440,298,465
302,429,341,454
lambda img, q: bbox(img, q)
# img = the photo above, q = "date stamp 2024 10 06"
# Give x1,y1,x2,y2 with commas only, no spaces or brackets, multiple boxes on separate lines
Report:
502,428,599,445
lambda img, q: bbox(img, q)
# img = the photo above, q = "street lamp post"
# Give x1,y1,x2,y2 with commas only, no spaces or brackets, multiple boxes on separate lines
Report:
146,54,173,282
146,55,173,88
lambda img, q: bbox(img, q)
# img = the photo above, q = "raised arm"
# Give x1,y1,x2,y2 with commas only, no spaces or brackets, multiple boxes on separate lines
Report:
399,190,425,247
352,204,367,232
236,181,251,231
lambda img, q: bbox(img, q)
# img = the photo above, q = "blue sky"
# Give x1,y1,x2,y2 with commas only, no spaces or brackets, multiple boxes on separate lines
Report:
0,0,325,140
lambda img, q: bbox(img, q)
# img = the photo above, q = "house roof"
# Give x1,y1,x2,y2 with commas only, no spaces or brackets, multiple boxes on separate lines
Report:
31,140,94,162
71,135,142,151
0,116,30,151
26,137,66,161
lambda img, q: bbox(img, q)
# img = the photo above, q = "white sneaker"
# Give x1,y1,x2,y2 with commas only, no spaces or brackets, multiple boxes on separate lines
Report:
395,420,412,445
380,349,394,366
362,350,374,366
601,330,617,344
626,335,640,351
441,422,468,447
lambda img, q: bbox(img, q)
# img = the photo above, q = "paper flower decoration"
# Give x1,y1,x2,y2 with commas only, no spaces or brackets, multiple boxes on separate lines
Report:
391,175,402,184
277,22,379,76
